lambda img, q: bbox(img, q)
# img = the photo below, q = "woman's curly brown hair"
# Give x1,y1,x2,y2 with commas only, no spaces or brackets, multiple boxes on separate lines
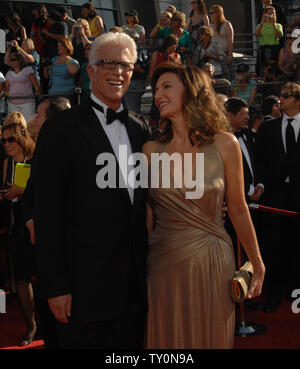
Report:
151,62,230,145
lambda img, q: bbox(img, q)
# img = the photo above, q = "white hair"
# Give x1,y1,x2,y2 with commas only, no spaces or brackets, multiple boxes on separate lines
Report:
89,32,137,69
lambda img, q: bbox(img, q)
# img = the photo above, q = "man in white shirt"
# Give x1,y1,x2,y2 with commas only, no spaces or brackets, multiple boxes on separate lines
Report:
256,82,300,312
226,97,264,203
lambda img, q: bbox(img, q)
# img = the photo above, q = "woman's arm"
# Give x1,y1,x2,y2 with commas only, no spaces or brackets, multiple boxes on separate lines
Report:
248,84,257,107
175,54,182,64
216,132,265,298
225,21,234,64
272,21,283,40
146,202,154,234
64,58,79,76
255,22,264,37
203,15,209,26
29,73,40,95
149,23,162,39
17,45,35,64
20,25,27,41
4,44,12,67
138,31,147,47
95,16,104,36
3,79,10,95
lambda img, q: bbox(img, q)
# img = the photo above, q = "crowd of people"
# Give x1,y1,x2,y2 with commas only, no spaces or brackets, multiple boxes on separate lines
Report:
0,0,299,350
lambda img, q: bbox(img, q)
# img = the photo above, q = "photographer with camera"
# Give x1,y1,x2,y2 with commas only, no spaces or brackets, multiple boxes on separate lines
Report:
5,39,40,87
69,18,92,66
255,6,283,76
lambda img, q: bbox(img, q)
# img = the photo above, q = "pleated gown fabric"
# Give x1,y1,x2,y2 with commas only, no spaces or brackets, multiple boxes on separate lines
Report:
146,142,236,349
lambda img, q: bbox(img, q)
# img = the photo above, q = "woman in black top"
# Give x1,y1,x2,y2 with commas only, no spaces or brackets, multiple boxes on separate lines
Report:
0,121,36,346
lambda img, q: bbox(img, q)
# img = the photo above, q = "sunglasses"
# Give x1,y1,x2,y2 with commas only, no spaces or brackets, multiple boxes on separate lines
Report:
1,136,17,145
280,93,299,99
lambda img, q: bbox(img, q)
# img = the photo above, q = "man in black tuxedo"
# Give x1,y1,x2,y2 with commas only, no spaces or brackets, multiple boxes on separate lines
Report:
261,95,281,124
226,98,264,204
32,32,150,349
225,98,264,296
255,82,300,312
22,97,71,348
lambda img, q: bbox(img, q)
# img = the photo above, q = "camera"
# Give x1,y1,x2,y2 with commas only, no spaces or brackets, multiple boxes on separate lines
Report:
7,41,15,47
266,14,274,20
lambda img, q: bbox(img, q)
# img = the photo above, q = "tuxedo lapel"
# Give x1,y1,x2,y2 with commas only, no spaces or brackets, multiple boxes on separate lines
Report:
77,102,132,206
77,102,115,157
125,118,144,211
244,134,257,183
275,117,285,157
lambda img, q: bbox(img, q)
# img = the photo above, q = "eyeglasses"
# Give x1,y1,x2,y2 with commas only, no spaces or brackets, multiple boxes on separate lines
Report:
1,136,17,145
280,93,299,99
93,59,134,72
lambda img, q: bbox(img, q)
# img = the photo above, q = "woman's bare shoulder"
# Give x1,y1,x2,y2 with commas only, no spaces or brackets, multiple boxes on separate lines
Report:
214,130,241,162
215,130,237,146
142,140,161,155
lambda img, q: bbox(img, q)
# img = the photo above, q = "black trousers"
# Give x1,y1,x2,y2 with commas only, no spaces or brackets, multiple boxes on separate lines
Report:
55,254,146,349
259,184,300,301
56,299,146,349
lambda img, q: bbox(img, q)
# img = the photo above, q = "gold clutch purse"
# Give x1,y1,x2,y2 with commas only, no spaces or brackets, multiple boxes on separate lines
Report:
230,261,253,303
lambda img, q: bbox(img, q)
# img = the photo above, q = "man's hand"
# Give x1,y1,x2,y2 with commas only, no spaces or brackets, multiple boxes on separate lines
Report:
26,219,36,245
3,184,24,201
48,294,72,324
249,185,264,202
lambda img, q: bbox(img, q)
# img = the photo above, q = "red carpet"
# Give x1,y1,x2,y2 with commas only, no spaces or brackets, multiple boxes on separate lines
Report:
0,293,299,349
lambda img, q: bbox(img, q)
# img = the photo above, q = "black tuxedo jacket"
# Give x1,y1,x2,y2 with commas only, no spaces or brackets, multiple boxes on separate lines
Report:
33,100,150,322
255,117,300,210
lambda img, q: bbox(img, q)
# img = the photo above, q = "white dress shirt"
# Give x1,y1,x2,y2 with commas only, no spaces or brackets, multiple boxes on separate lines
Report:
91,93,134,204
281,112,300,183
238,137,255,196
281,112,300,153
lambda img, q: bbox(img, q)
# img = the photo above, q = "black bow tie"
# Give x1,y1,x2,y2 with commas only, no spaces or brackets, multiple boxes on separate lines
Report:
89,98,128,125
234,130,243,139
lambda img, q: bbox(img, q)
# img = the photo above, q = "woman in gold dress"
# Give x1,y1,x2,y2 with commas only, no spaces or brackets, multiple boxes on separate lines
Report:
143,63,265,349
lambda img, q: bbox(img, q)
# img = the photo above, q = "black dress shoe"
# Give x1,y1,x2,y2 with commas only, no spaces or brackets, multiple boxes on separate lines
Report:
263,298,281,313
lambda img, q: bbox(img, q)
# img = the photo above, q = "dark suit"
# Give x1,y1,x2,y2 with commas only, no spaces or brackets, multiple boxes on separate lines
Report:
255,117,300,301
236,128,259,202
32,99,149,348
225,128,261,264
